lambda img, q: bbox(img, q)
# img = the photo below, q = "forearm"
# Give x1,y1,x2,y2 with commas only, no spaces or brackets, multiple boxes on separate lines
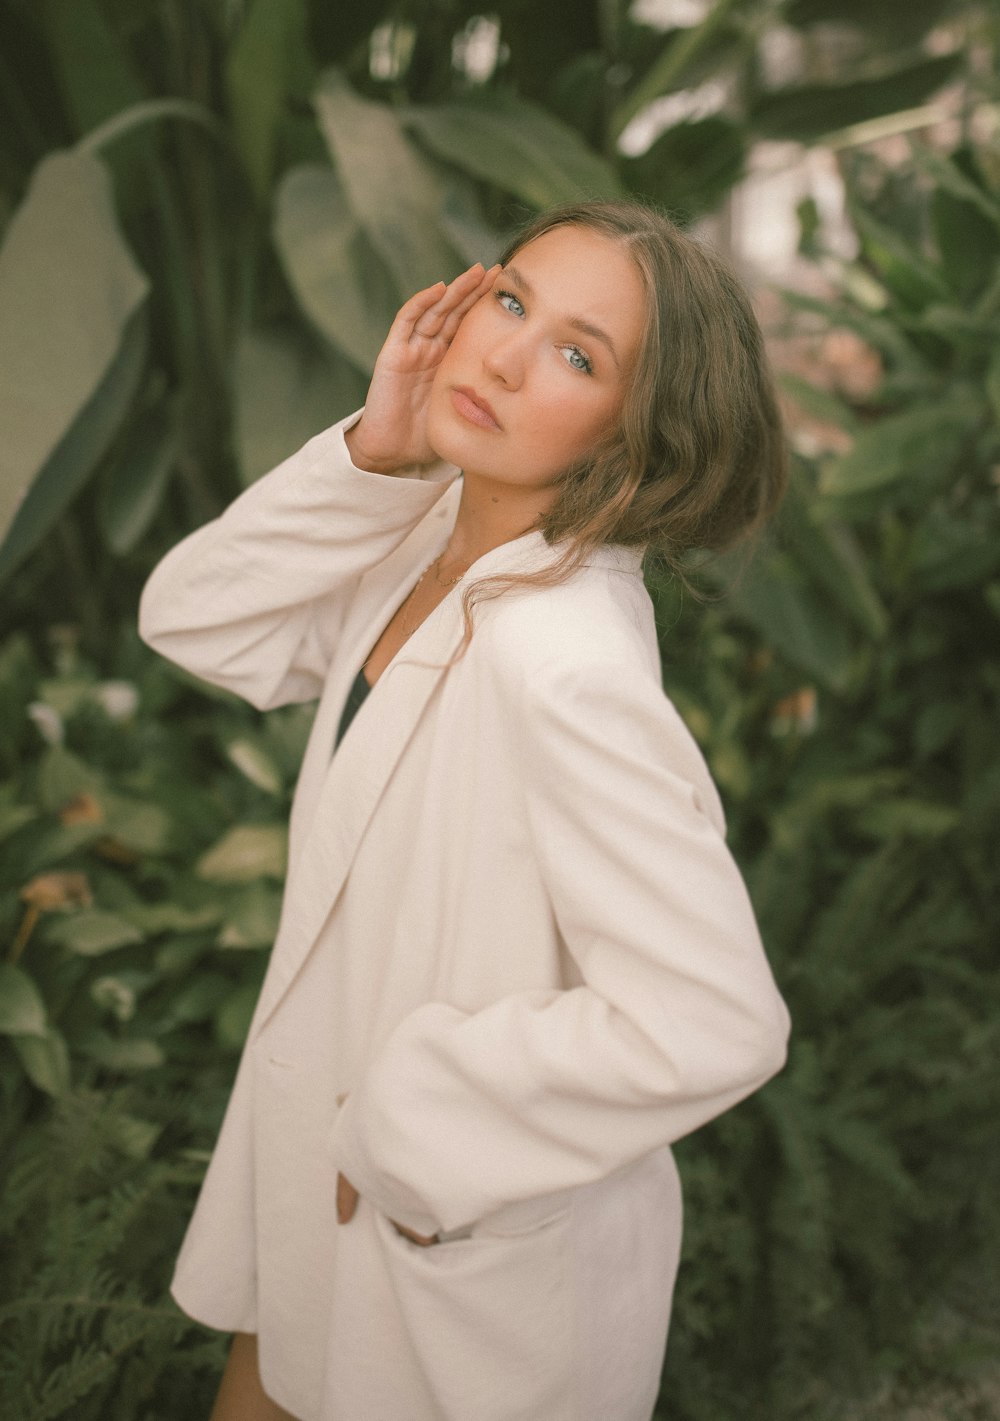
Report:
138,409,458,708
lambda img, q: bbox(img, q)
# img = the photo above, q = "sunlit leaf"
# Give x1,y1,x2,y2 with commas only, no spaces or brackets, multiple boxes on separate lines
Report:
750,54,961,145
403,89,623,209
274,164,398,371
100,793,173,856
313,68,460,293
216,880,283,948
46,909,144,956
0,963,48,1037
0,149,149,572
196,824,288,882
225,737,284,794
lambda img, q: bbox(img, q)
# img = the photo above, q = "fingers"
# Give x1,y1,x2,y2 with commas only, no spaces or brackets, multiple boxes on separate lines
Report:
438,263,500,343
336,1172,359,1225
391,1219,440,1247
398,261,502,340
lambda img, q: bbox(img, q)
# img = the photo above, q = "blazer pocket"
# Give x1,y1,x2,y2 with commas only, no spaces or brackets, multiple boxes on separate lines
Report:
474,1189,574,1239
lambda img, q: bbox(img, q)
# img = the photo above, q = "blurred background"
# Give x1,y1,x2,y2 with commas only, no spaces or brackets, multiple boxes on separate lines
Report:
0,2,998,1417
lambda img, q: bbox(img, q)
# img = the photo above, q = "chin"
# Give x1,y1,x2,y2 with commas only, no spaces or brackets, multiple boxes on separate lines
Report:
425,403,482,470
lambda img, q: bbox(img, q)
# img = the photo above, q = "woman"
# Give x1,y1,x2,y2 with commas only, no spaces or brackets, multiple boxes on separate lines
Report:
139,200,791,1421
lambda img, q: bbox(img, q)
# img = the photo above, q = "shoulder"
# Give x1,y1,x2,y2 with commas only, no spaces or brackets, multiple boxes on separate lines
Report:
476,559,727,835
481,554,658,688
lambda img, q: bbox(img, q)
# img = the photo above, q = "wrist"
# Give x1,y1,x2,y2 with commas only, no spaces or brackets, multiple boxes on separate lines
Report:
344,420,409,477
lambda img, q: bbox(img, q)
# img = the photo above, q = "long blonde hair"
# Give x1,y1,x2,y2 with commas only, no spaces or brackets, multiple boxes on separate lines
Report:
448,199,787,656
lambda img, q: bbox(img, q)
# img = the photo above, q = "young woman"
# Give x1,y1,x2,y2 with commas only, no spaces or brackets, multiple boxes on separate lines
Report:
139,200,791,1421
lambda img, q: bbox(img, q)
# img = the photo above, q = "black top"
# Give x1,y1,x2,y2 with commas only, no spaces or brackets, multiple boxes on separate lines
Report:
334,664,373,752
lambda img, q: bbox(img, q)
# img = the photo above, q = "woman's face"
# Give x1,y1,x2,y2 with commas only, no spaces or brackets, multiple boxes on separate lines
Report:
426,225,646,495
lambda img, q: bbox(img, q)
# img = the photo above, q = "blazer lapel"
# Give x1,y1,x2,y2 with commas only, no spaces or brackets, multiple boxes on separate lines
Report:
250,523,645,1038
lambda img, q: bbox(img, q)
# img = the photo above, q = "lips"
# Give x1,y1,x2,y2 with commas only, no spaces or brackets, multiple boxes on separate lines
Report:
451,386,501,431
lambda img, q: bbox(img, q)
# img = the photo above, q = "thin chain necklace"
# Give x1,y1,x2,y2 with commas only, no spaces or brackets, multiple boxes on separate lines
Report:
399,551,467,634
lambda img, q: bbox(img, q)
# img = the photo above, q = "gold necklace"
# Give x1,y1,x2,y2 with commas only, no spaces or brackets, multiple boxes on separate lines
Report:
399,552,467,634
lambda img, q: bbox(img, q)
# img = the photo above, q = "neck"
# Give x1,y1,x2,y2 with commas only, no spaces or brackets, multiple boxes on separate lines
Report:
442,469,556,570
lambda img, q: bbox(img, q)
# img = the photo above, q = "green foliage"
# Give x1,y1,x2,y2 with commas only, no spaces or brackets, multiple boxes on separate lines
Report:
0,4,998,1417
0,626,313,1413
0,0,982,610
648,136,1000,1417
0,1083,225,1419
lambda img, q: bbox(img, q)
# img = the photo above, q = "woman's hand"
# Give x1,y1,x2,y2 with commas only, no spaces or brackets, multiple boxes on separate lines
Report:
335,1091,439,1246
345,261,501,475
336,1172,439,1246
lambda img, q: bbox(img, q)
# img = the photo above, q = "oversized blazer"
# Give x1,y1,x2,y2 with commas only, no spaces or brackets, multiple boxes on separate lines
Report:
138,409,791,1421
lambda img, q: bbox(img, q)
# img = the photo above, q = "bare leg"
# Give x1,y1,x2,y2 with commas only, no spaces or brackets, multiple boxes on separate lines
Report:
209,1332,300,1421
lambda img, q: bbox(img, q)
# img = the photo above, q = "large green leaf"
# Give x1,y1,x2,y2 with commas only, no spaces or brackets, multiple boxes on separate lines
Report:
0,963,48,1038
622,115,745,218
0,149,149,576
750,54,961,145
820,391,982,497
402,89,623,210
216,880,283,948
780,476,888,639
196,824,288,882
932,174,999,303
717,547,856,691
313,68,461,293
225,0,312,199
46,910,144,956
11,1025,71,1095
274,164,399,371
850,203,951,313
234,324,368,486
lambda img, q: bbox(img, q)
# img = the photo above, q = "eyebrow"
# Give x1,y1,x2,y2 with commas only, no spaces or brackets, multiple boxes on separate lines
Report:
502,263,622,371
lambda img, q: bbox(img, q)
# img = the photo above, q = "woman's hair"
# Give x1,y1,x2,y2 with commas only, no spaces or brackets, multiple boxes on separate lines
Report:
449,198,787,656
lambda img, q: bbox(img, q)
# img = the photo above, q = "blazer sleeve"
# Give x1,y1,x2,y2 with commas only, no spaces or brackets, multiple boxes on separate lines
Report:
137,410,459,709
329,651,792,1238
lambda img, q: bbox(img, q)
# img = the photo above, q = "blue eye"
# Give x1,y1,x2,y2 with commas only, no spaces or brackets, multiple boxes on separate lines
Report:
495,289,525,318
563,346,594,375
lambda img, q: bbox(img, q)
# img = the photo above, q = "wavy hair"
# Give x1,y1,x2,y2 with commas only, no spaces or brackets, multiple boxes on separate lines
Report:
447,199,787,656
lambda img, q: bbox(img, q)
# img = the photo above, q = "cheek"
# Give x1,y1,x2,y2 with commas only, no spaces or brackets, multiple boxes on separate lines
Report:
535,390,620,461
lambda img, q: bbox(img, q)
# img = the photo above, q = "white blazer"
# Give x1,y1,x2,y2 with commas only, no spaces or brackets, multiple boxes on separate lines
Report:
139,410,790,1421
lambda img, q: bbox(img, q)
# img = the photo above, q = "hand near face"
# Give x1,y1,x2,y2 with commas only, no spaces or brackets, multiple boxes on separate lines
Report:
345,262,501,476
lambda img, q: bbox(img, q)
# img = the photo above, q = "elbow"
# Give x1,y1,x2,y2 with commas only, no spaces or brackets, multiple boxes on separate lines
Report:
137,568,173,654
744,992,792,1089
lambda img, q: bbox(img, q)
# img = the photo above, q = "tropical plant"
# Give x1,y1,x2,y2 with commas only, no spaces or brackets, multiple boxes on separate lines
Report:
649,132,1000,1416
0,0,982,633
2,2,999,1416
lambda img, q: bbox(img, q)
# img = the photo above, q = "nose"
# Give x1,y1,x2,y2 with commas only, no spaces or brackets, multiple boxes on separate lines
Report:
482,328,526,389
